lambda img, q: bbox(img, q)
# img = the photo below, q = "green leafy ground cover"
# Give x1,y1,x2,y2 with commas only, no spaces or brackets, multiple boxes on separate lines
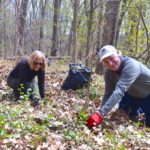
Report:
0,59,150,150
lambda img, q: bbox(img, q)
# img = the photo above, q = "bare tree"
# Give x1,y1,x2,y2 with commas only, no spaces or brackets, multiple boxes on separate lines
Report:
101,0,121,47
2,0,7,58
85,0,94,67
115,0,132,46
38,0,48,51
30,0,39,52
95,0,121,74
137,7,150,63
96,0,103,50
66,21,73,56
72,0,79,63
51,0,60,56
95,0,104,74
15,0,29,57
0,0,2,46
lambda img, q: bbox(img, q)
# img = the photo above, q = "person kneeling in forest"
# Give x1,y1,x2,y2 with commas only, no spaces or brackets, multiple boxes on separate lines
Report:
7,50,47,107
87,45,150,127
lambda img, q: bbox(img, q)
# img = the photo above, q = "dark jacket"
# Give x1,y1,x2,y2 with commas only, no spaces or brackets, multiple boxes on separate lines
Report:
9,58,45,98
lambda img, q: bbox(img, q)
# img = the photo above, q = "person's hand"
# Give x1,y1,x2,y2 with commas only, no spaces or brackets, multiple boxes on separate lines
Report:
31,97,39,107
87,112,103,128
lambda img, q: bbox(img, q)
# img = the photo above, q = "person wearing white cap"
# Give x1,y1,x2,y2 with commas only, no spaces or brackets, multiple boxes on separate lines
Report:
87,45,150,127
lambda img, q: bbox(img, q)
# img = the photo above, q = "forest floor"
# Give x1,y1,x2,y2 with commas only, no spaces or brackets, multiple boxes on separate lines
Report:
0,59,150,150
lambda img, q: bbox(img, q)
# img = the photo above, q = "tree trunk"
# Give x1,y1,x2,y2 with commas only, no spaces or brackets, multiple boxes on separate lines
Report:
115,0,132,46
30,0,38,52
95,0,121,74
38,0,48,51
66,21,73,56
51,0,60,56
135,21,140,53
85,0,94,67
72,0,79,63
95,0,104,74
0,0,2,46
96,0,103,50
101,0,121,47
3,0,7,58
16,0,29,57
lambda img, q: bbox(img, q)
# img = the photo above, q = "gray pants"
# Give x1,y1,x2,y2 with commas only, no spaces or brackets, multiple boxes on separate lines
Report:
7,75,36,100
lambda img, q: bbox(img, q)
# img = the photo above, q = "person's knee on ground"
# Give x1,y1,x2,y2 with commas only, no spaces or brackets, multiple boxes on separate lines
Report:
118,93,143,121
138,95,150,127
7,76,20,100
7,76,37,101
145,114,150,127
118,93,131,114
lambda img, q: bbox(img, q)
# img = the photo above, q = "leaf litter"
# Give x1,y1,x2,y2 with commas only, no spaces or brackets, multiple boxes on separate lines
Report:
0,59,150,150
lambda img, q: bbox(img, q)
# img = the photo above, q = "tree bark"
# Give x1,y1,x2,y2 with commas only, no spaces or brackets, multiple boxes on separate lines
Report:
96,0,103,50
38,0,48,51
115,0,132,46
0,0,2,46
15,0,29,57
30,0,39,52
85,0,94,67
72,0,79,63
95,0,104,74
101,0,121,47
51,0,60,56
3,0,7,58
66,21,73,56
95,0,121,74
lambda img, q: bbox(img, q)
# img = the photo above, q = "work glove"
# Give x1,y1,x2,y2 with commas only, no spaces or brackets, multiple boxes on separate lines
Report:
87,112,103,128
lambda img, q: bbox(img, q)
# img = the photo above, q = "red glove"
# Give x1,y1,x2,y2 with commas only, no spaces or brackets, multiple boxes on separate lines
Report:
87,112,103,127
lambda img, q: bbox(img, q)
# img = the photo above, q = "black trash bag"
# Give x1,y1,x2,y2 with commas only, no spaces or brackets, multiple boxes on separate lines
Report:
61,63,92,90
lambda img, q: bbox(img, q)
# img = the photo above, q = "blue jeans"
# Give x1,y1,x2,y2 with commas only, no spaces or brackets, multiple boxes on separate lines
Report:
7,75,36,100
119,93,150,127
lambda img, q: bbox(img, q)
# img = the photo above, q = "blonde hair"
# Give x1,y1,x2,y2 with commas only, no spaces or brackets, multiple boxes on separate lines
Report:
28,50,47,71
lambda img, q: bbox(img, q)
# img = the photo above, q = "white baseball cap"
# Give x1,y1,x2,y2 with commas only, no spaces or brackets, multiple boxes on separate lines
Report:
98,45,117,62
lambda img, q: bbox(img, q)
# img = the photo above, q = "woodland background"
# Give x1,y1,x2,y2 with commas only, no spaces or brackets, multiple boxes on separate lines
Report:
1,0,150,149
0,0,150,66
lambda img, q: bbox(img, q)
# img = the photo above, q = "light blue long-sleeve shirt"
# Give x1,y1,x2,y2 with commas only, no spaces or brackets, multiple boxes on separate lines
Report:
100,55,150,116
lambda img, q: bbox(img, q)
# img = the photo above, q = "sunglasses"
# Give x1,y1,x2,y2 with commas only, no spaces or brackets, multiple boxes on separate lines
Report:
34,61,43,66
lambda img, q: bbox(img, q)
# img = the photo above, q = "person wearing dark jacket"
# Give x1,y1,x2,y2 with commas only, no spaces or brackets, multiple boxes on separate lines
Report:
87,45,150,127
7,50,47,106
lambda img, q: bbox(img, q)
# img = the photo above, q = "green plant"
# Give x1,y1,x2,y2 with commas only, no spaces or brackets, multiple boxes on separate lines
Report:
0,128,7,137
58,58,70,64
64,129,76,140
74,106,88,124
89,90,99,100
